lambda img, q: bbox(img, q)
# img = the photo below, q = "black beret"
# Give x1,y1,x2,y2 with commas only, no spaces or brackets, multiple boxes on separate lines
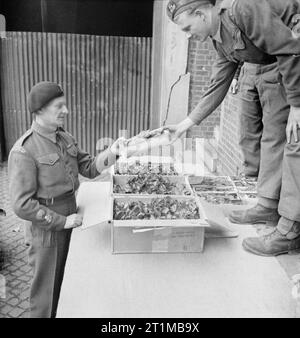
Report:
166,0,216,21
28,81,64,113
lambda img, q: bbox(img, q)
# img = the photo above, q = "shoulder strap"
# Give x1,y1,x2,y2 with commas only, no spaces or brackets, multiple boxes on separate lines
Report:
15,129,33,147
10,129,33,154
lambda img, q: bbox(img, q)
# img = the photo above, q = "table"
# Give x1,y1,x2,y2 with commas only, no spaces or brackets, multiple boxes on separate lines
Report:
57,182,296,317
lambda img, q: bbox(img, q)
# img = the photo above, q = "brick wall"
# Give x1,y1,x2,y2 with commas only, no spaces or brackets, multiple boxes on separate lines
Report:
186,37,244,175
217,94,244,176
186,38,220,139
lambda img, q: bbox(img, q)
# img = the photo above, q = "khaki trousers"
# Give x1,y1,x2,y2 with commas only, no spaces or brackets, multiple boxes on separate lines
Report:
27,195,76,318
239,63,289,201
238,62,264,177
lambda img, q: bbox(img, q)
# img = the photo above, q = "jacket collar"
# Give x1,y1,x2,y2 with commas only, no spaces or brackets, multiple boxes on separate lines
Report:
210,0,235,43
31,120,59,143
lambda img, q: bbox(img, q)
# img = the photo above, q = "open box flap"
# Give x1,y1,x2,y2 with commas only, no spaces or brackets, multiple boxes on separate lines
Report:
196,197,239,238
76,181,113,229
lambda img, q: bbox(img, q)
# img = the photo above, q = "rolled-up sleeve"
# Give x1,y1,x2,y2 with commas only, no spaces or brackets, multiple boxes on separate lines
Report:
8,149,67,231
188,53,238,125
234,0,300,107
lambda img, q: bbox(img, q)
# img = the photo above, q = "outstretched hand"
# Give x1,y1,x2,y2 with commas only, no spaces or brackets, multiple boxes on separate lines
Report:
230,79,239,94
286,106,300,143
110,137,128,156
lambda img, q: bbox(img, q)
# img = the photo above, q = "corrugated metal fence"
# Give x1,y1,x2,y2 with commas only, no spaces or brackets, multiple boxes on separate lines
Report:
0,32,152,155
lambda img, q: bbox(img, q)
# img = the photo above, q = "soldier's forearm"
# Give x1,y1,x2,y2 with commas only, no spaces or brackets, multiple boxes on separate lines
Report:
188,57,238,125
95,147,118,173
12,198,67,231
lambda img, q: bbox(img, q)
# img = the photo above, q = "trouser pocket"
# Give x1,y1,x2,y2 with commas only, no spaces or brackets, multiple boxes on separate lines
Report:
31,226,57,248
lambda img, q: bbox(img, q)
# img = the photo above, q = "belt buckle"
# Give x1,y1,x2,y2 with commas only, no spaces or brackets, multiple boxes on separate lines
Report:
45,197,54,206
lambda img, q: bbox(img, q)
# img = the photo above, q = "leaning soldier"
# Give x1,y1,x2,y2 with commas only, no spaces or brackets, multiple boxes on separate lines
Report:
164,0,300,256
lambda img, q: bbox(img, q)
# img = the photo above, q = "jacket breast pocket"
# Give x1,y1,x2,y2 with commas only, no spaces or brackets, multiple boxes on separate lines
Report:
36,153,61,180
37,153,60,165
262,71,282,85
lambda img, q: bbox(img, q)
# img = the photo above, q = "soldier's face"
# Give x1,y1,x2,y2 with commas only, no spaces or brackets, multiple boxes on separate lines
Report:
40,96,69,128
174,10,212,41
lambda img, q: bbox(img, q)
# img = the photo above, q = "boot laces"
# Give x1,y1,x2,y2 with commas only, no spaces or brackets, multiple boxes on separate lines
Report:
264,229,281,241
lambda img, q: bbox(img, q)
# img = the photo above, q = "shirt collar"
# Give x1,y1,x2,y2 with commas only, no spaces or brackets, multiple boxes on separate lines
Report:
210,1,223,43
32,120,58,143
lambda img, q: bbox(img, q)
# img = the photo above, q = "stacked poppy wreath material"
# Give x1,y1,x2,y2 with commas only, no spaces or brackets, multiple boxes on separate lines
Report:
112,159,202,222
110,158,258,253
189,175,257,205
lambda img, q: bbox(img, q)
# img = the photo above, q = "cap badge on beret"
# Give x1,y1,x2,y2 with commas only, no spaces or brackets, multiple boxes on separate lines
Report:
168,1,177,15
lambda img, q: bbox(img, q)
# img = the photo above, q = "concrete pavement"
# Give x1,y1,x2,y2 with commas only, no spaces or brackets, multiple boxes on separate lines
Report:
0,162,31,318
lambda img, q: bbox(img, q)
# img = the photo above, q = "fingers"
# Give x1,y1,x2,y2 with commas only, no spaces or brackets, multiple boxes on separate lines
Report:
65,213,83,229
146,127,165,137
286,122,299,144
293,123,299,143
286,123,292,144
137,130,151,138
111,137,129,155
163,125,177,133
230,80,238,94
72,215,83,228
73,215,83,227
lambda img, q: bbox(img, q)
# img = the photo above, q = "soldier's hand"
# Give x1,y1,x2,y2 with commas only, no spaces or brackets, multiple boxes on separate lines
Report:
286,106,300,143
164,118,195,144
110,137,128,156
64,213,83,229
230,79,239,94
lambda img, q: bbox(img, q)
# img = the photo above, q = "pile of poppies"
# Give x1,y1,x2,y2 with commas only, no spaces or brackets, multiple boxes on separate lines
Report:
113,173,191,195
114,196,200,220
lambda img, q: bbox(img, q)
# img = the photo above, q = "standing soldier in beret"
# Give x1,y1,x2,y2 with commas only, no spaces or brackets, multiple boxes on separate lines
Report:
165,0,300,256
8,81,126,318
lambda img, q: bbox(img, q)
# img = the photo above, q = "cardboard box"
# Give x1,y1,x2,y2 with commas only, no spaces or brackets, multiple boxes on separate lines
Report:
112,226,206,254
111,196,209,254
188,175,237,193
196,192,244,205
113,174,193,196
114,160,178,176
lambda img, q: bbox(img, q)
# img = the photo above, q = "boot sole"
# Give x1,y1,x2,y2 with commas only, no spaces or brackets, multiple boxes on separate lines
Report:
229,217,268,225
228,216,280,225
